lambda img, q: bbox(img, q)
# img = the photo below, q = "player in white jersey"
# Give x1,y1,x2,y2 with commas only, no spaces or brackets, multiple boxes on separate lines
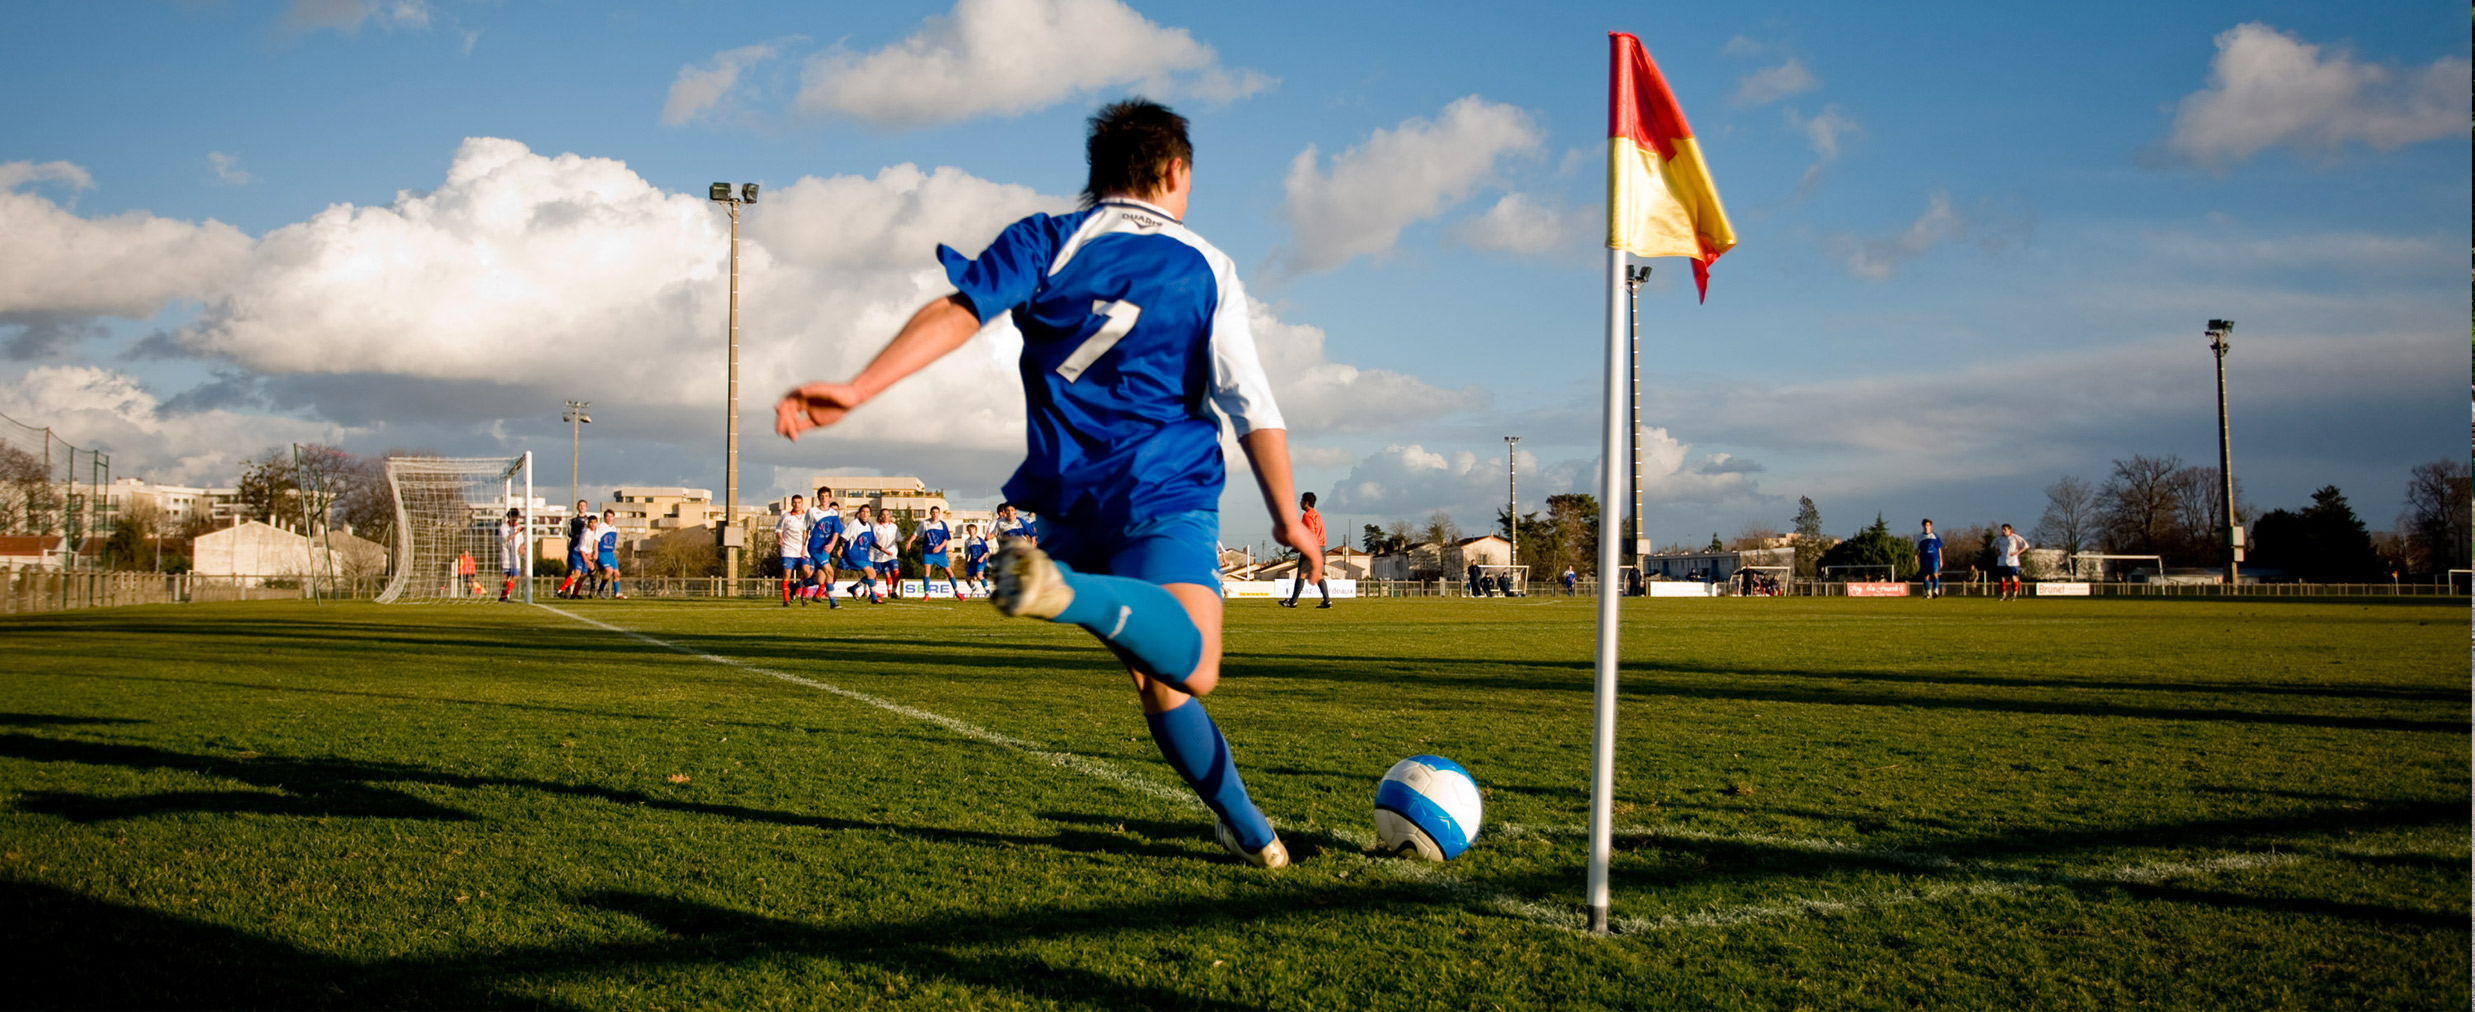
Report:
1992,523,2030,600
776,495,812,607
497,508,525,602
871,510,902,598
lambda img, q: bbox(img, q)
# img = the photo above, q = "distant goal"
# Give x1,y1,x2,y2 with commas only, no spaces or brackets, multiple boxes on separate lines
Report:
1470,564,1529,597
375,453,535,604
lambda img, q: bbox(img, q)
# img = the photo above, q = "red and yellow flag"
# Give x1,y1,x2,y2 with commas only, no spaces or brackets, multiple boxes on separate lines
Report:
1608,32,1735,300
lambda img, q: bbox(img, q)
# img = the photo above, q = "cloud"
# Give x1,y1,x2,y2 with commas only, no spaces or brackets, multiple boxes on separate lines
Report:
0,365,350,486
793,0,1270,127
1720,36,1767,58
663,43,787,126
5,137,1470,502
1449,192,1596,257
1733,58,1818,107
280,0,431,34
1782,105,1859,193
2163,22,2470,166
1243,301,1486,431
207,152,251,186
1821,189,2031,281
0,160,252,323
1268,96,1541,278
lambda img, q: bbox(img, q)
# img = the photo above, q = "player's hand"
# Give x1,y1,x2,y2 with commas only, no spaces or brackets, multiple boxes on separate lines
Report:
1274,518,1323,582
775,382,866,440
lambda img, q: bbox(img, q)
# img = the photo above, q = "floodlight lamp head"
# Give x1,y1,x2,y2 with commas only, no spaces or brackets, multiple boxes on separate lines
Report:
709,183,732,202
740,183,759,204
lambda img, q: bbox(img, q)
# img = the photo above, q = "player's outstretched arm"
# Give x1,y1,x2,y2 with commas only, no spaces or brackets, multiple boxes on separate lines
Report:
776,294,979,440
1239,429,1322,583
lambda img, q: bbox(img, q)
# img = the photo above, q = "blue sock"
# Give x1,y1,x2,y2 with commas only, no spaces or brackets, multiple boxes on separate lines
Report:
1049,565,1203,689
1145,700,1273,850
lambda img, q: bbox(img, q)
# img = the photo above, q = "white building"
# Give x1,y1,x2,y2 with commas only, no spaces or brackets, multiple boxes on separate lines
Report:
192,519,386,583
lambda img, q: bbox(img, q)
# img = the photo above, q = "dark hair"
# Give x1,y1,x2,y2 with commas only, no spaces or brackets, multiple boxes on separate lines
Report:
1301,491,1317,508
1083,99,1190,208
1921,518,1932,526
815,486,832,498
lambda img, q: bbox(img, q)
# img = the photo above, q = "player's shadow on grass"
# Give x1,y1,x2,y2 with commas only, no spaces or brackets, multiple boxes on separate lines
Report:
0,733,1225,863
1245,652,2467,734
0,711,147,728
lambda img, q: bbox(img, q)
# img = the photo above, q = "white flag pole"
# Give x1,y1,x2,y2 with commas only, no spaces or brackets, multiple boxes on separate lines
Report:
1585,246,1629,935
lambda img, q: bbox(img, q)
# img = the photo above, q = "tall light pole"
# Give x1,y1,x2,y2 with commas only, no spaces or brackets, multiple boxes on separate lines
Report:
562,400,591,511
710,182,759,581
1504,435,1520,571
1624,265,1651,592
2207,319,2241,585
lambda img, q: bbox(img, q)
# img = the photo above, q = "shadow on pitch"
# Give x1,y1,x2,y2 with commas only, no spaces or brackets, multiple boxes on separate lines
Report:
0,733,1228,863
1239,652,2466,735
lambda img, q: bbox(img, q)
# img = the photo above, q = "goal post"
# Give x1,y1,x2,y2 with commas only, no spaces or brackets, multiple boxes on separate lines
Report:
376,453,533,604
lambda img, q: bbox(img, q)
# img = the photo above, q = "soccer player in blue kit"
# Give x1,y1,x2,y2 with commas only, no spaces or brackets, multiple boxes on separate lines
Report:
776,99,1318,868
1915,518,1943,599
806,489,844,609
906,506,960,598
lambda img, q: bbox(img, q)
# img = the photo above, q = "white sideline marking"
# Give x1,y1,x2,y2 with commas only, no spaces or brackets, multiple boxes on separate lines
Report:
535,605,1201,810
532,607,2323,940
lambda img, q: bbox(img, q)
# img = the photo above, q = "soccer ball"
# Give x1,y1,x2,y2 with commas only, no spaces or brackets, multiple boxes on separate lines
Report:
1373,755,1482,861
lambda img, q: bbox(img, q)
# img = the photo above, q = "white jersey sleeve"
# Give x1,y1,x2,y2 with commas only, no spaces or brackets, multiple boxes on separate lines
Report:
1204,261,1284,436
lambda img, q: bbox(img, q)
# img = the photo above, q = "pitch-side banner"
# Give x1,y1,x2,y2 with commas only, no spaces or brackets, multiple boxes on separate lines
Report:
1846,582,1910,597
2035,582,2092,596
1227,579,1360,600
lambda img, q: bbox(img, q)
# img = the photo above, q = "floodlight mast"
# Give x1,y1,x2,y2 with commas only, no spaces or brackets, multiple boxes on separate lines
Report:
710,182,758,581
563,399,590,511
2207,319,2239,586
1624,265,1652,591
1504,435,1519,568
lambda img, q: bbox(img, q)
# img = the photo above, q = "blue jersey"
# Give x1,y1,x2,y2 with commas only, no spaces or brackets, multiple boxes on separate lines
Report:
919,520,949,553
597,529,618,561
965,536,989,563
941,198,1284,529
1916,531,1943,562
842,529,875,569
809,511,842,558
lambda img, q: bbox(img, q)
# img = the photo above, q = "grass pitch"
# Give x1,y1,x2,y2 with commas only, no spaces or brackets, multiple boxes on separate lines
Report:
1,594,2466,1009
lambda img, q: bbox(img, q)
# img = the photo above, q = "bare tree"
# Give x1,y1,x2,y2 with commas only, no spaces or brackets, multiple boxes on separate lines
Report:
2098,454,2183,557
1419,510,1463,551
0,443,59,536
2399,458,2472,575
2033,475,2098,557
1727,523,1782,551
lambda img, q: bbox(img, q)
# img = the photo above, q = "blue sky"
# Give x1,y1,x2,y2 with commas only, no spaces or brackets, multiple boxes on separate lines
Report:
1,0,2465,549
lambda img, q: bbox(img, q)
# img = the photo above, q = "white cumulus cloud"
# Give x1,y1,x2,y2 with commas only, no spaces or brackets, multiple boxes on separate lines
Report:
0,160,252,323
1449,192,1596,257
1783,105,1859,194
663,43,788,126
1733,58,1818,107
794,0,1270,127
2164,22,2470,166
207,152,251,186
0,365,351,487
1269,96,1542,278
1822,189,2032,281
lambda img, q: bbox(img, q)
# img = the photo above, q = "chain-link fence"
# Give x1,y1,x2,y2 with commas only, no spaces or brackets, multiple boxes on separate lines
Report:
0,410,110,562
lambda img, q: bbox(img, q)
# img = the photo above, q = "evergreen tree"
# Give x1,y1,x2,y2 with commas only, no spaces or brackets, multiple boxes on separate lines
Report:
1791,496,1825,577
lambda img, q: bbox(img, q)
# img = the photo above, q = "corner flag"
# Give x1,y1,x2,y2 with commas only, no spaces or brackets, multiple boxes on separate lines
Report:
1607,32,1736,301
1586,32,1735,936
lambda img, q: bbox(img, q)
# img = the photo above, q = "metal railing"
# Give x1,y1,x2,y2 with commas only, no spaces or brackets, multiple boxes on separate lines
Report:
0,567,385,614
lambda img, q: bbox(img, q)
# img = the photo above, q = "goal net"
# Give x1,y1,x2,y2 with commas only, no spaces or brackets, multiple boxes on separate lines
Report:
376,453,534,604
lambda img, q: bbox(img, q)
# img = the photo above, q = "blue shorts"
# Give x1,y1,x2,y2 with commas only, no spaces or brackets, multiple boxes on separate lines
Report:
597,555,618,569
923,551,950,568
966,560,986,577
1993,564,2019,578
502,566,521,579
1036,509,1221,589
1920,556,1941,573
566,553,586,571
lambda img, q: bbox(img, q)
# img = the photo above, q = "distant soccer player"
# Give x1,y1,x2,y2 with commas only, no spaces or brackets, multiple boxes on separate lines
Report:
1992,523,2029,601
907,505,960,598
1281,492,1329,609
870,508,903,598
961,522,991,596
777,495,811,607
774,99,1316,867
992,502,1034,544
558,499,591,599
805,489,844,608
1916,518,1944,599
842,505,884,603
595,510,624,598
1562,565,1578,596
497,508,525,602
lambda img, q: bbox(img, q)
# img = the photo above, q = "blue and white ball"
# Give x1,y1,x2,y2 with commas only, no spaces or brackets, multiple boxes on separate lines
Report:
1374,755,1482,861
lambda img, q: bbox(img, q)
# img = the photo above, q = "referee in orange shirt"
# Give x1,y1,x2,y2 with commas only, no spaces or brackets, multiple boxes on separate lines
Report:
1281,492,1331,609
